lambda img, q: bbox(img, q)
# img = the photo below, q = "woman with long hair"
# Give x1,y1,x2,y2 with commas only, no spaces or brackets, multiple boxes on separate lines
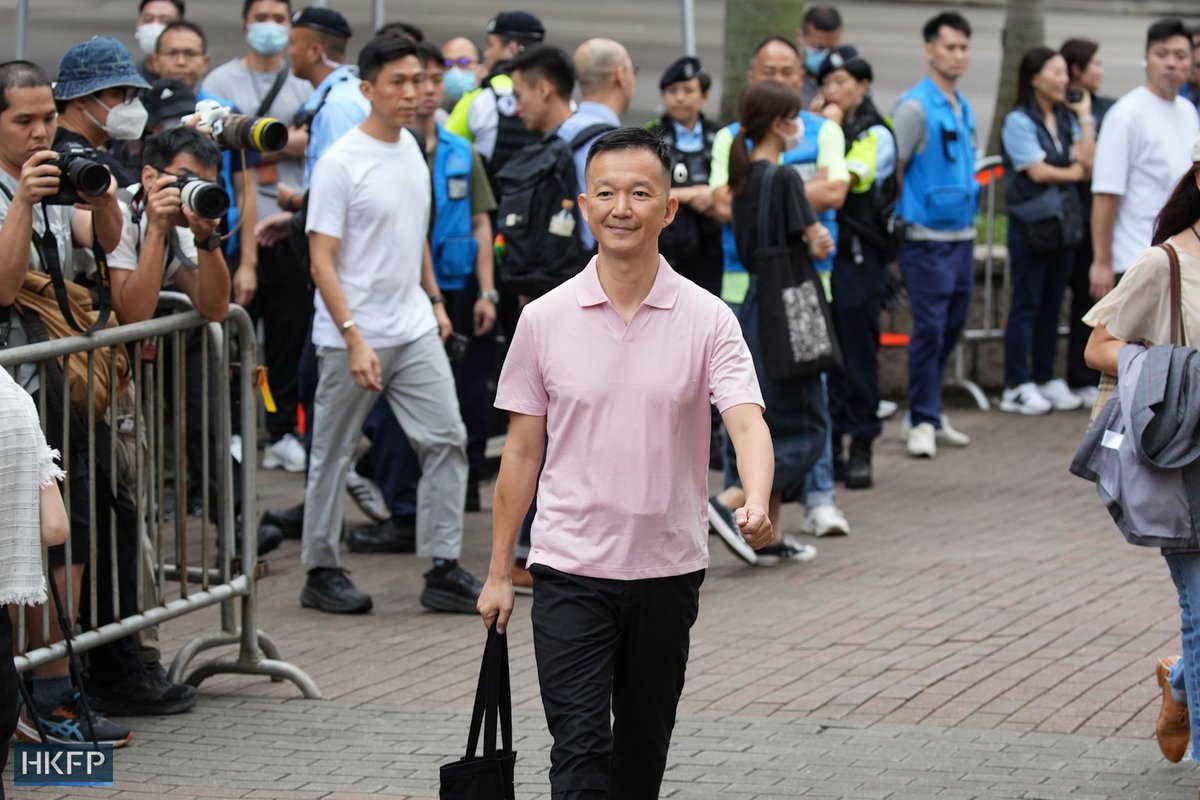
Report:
813,46,896,489
706,80,834,565
999,46,1095,415
1060,38,1116,406
1084,141,1200,765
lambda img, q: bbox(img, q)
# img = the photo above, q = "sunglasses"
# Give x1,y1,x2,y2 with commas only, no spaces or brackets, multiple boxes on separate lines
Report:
444,57,475,68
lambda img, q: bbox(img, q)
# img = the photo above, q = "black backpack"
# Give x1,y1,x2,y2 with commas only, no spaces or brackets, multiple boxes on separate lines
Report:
494,123,614,298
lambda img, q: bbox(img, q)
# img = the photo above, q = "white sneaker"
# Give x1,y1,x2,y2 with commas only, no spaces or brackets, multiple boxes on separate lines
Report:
899,414,969,447
907,422,936,458
1074,385,1100,409
262,433,307,472
1038,379,1084,411
230,434,243,464
345,469,390,524
801,504,850,537
936,415,971,447
999,383,1052,416
876,399,899,420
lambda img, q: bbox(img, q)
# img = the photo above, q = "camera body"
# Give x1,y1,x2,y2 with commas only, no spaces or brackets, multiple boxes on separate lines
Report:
43,143,111,206
193,99,289,153
174,174,230,220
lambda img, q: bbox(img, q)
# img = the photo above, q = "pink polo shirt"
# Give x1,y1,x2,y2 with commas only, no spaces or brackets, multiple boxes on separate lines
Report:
495,256,764,580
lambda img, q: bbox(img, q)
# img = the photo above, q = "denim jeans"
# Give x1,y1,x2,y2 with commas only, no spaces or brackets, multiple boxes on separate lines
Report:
1165,551,1200,761
803,374,836,509
1003,225,1074,387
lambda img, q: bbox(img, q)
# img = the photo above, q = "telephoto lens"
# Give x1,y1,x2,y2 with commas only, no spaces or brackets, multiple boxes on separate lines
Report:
176,175,230,219
216,114,289,153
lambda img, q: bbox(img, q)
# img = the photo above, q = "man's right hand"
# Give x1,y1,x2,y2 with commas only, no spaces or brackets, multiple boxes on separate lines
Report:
255,211,293,247
348,337,383,391
477,575,515,633
16,151,61,206
144,173,182,232
1089,260,1115,300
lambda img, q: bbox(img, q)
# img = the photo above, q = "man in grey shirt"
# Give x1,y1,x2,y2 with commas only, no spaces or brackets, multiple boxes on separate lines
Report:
201,0,312,473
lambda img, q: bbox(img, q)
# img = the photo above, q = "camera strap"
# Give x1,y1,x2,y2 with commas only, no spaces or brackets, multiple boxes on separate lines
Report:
33,202,112,334
255,61,291,118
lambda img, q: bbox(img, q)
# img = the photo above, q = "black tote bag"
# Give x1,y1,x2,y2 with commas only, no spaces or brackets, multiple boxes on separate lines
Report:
439,626,516,800
752,164,844,381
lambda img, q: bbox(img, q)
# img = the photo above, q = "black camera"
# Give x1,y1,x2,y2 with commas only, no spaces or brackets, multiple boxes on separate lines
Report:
445,331,469,362
1066,89,1084,104
175,175,230,219
43,143,111,206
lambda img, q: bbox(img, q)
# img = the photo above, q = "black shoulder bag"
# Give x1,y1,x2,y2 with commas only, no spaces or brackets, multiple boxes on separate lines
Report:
752,164,843,381
439,625,516,800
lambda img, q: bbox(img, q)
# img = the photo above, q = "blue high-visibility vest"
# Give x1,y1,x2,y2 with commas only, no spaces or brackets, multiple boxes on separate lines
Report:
431,124,478,291
895,76,978,230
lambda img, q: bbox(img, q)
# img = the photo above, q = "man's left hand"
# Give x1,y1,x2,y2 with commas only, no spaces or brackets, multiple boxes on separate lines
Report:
473,296,496,336
735,503,773,550
73,174,118,213
183,205,220,241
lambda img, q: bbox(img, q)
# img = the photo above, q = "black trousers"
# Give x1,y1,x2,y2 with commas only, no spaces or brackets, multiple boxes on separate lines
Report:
1066,229,1101,390
530,564,704,800
828,238,888,442
244,237,314,440
1,609,16,799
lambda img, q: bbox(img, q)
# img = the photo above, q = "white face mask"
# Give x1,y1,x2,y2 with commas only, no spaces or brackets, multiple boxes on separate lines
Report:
781,115,805,151
87,95,149,140
135,22,166,55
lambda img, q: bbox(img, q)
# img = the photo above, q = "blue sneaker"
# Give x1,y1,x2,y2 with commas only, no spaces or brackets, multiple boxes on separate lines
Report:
707,497,757,566
15,692,133,748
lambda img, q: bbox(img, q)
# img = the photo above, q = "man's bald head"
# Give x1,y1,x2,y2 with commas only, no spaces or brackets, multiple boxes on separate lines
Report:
574,38,632,96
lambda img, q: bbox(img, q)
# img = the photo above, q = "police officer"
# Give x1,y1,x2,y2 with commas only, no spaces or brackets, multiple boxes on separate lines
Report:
445,10,545,190
647,56,723,297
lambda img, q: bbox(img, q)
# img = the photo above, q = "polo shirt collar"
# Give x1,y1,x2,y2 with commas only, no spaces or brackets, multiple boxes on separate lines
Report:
575,256,681,310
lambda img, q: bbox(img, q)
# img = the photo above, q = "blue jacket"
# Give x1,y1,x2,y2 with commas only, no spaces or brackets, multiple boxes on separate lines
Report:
431,125,478,291
896,76,978,230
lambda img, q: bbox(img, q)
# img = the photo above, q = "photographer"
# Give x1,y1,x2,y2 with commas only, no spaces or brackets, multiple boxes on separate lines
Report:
0,60,189,747
107,126,231,323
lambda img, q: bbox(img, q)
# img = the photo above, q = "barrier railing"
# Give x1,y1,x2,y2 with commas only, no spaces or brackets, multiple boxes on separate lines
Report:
2,300,318,698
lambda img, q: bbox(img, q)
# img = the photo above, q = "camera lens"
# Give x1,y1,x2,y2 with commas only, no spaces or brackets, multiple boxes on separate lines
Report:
67,159,111,197
178,178,230,219
217,115,288,153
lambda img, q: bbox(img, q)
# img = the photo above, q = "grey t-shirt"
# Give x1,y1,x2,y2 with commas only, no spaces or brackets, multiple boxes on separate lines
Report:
0,171,78,393
201,58,313,221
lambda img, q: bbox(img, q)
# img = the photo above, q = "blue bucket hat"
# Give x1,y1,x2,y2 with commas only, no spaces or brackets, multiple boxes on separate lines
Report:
54,36,151,101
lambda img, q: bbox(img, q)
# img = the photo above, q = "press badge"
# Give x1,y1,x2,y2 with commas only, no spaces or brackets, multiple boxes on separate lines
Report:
448,177,469,200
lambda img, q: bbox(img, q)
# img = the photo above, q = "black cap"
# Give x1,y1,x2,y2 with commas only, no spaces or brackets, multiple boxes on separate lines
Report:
144,79,197,130
486,11,544,41
292,7,353,39
817,45,872,83
659,56,708,91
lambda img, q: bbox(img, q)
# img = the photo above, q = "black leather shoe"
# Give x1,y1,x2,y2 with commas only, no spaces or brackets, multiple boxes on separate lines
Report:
346,516,415,553
420,565,484,614
261,502,304,539
845,439,873,490
300,568,372,614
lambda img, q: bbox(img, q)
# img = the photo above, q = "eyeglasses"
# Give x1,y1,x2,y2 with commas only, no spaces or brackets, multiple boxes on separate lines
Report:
161,48,205,60
96,87,142,105
444,57,475,68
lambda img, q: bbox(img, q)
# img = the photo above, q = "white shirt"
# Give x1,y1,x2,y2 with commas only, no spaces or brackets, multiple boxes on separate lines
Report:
305,126,436,349
1091,86,1200,274
106,187,198,286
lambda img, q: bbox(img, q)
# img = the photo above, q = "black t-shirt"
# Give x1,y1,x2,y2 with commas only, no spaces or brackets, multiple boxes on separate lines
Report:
731,161,817,273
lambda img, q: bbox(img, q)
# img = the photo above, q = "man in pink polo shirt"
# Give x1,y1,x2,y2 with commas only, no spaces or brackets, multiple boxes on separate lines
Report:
477,127,776,799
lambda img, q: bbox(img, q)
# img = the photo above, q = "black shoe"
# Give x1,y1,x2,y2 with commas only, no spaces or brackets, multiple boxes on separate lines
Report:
262,502,304,539
256,523,284,555
300,567,372,614
464,481,481,513
420,565,483,614
87,664,197,716
346,515,415,554
845,439,873,490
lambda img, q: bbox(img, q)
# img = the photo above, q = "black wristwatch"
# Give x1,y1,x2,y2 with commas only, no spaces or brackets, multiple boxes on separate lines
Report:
429,294,447,306
195,233,222,252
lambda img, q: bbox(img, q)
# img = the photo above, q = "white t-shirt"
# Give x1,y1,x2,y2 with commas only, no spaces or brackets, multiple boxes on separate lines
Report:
305,126,435,349
106,187,198,286
1091,86,1200,274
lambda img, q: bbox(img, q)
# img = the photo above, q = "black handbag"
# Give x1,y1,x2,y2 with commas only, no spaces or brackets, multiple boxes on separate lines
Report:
1008,184,1084,255
753,164,843,381
439,625,516,800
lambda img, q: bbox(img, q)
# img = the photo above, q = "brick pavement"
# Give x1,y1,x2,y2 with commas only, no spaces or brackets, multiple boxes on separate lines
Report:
6,403,1199,799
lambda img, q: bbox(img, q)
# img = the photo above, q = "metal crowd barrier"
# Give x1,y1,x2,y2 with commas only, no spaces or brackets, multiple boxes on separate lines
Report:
1,299,319,698
947,155,1008,411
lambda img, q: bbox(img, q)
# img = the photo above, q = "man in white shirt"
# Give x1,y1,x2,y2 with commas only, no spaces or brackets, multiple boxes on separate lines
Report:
301,34,482,615
1090,17,1199,299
